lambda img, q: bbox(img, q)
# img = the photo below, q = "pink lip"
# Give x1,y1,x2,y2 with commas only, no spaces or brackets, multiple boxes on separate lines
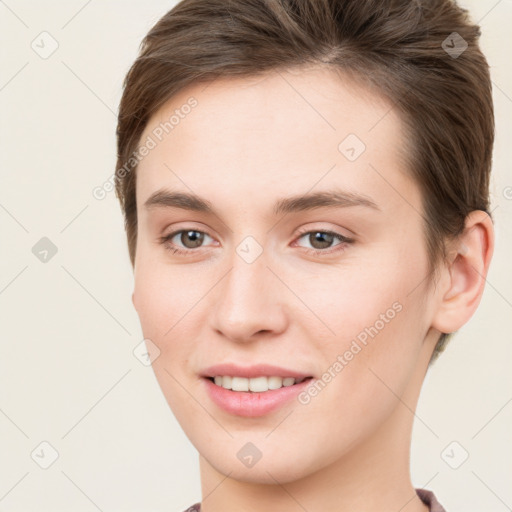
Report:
199,363,312,379
202,376,314,417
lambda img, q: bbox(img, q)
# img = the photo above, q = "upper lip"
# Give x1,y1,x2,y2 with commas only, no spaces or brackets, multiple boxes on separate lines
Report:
200,363,313,379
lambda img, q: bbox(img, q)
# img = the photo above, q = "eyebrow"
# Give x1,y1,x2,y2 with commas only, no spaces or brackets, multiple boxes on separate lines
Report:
143,188,381,216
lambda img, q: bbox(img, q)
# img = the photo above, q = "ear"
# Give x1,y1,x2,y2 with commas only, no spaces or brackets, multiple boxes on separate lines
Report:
431,210,494,334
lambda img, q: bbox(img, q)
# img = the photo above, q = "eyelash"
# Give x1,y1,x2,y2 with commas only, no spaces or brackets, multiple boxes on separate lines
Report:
159,228,354,257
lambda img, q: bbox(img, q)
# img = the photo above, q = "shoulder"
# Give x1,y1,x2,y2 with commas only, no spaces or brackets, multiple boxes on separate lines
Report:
182,493,445,512
181,503,201,512
416,488,447,512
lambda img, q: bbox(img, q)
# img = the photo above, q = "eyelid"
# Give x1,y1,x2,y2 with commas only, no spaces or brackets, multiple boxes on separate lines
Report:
161,221,217,242
294,225,354,241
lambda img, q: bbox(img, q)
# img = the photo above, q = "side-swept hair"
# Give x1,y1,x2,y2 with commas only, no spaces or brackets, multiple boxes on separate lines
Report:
115,0,494,359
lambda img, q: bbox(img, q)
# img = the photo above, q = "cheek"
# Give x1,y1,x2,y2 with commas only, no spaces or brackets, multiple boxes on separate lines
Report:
133,258,203,339
292,293,425,463
298,250,428,396
132,262,201,414
289,257,409,344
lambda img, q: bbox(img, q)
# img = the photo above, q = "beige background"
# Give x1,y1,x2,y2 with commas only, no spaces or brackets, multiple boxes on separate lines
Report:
0,1,511,511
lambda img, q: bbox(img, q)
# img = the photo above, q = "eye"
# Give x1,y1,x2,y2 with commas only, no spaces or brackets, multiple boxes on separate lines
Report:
159,229,215,255
159,227,354,257
294,229,353,255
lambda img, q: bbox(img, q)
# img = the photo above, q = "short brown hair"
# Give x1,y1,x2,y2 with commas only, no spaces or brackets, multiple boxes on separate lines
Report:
115,0,494,359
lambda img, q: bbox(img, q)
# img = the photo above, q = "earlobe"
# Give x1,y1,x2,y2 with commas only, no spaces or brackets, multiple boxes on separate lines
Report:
431,210,494,334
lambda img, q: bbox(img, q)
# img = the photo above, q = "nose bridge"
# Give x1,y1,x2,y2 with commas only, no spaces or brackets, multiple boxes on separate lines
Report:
210,238,286,341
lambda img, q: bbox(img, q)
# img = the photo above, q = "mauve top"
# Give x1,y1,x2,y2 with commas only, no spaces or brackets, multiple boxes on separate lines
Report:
182,488,446,511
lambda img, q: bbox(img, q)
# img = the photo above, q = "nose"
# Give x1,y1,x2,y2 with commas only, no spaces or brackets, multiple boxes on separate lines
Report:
209,247,288,343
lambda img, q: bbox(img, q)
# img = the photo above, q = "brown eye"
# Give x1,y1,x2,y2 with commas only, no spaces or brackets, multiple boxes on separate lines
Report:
160,229,214,255
308,232,335,250
178,230,205,248
294,229,354,256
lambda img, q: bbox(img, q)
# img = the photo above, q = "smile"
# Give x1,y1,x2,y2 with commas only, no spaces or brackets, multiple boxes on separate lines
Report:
208,375,311,392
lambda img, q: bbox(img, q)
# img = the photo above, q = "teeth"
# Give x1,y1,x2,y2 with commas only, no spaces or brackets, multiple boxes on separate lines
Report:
211,375,307,392
268,376,284,390
232,376,249,392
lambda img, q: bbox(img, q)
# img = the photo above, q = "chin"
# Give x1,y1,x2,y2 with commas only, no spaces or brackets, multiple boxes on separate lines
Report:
198,440,327,484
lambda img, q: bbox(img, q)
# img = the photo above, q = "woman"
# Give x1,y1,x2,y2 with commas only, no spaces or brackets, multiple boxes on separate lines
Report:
114,1,495,510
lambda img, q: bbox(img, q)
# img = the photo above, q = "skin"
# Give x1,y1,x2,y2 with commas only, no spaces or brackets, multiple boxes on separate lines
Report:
131,66,494,512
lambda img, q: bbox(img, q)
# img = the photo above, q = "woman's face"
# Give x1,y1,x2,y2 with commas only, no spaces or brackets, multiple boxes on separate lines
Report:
132,67,440,483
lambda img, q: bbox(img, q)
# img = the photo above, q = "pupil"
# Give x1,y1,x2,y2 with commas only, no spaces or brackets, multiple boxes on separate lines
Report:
183,230,204,248
311,232,333,249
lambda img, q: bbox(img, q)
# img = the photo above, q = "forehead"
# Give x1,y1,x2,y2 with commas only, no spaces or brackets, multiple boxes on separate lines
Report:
141,66,400,152
136,66,417,218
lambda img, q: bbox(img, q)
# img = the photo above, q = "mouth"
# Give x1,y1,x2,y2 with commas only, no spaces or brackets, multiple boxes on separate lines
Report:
204,375,314,393
202,374,315,417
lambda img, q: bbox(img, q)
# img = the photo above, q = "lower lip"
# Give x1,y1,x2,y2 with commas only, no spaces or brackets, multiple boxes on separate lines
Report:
202,377,313,417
